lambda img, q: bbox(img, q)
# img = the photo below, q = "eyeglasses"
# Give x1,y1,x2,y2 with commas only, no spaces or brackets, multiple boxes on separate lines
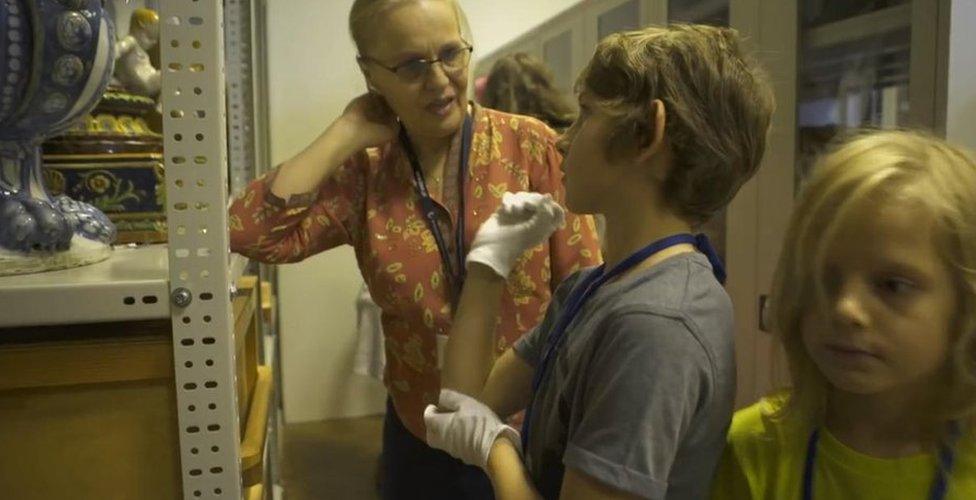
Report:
360,44,473,83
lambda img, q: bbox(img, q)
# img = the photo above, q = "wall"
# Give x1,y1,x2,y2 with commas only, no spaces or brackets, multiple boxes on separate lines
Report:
267,0,385,423
459,0,581,57
945,0,976,151
267,0,577,423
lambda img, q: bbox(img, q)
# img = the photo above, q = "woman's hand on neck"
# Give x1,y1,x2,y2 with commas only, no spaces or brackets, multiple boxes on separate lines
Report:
825,385,942,458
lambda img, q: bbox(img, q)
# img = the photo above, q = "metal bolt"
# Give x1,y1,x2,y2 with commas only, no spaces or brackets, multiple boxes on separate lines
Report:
171,287,193,307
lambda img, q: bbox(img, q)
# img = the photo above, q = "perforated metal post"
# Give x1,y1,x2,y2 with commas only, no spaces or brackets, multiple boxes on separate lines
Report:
161,1,244,498
225,0,258,195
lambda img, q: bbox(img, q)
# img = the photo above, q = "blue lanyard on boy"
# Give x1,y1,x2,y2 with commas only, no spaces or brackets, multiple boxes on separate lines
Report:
520,233,726,452
802,422,961,500
399,114,473,307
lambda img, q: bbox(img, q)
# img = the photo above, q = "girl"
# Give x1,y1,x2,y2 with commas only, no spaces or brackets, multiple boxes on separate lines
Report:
423,24,775,499
712,130,976,499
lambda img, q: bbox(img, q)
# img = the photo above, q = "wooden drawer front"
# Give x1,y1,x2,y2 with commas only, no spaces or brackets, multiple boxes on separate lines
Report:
241,365,273,487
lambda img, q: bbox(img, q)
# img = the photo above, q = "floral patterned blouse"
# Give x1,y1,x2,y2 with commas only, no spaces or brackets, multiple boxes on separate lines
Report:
229,105,601,439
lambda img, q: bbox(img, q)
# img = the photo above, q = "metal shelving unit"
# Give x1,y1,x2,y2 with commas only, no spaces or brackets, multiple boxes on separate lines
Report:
0,1,267,498
0,246,246,328
804,3,912,49
162,0,256,497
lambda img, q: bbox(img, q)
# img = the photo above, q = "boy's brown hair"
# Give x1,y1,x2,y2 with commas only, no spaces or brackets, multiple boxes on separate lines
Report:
576,24,775,224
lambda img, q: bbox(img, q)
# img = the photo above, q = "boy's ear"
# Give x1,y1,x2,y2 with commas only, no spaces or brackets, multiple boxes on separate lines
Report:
636,99,667,163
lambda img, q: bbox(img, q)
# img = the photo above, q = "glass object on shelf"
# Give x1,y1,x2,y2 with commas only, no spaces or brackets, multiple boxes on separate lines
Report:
796,0,913,188
668,0,730,26
598,0,640,40
543,30,574,96
668,0,730,266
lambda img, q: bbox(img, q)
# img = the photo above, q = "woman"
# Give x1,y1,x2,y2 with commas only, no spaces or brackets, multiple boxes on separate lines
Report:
228,1,601,498
480,52,577,132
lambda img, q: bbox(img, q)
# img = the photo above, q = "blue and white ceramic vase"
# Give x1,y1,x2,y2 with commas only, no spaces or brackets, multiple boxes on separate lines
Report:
0,0,117,275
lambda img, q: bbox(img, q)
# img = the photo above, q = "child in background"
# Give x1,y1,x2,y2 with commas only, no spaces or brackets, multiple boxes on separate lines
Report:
711,130,976,500
480,52,577,132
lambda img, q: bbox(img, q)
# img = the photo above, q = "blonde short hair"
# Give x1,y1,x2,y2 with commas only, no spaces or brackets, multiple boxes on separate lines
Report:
573,24,775,224
770,129,976,428
348,0,471,55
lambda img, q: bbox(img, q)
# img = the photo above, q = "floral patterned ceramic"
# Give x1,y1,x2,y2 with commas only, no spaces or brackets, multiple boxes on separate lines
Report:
44,86,166,244
0,0,117,275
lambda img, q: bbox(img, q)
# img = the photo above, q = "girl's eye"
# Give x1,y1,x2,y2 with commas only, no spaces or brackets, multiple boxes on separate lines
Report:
877,277,917,295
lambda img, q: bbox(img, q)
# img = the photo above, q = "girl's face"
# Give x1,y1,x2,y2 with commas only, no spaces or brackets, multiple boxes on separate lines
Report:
359,1,470,142
801,201,958,399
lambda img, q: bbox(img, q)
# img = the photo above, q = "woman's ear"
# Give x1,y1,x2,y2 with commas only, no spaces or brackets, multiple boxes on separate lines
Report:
358,60,382,95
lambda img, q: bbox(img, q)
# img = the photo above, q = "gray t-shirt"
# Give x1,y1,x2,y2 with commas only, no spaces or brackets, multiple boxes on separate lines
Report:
513,252,735,500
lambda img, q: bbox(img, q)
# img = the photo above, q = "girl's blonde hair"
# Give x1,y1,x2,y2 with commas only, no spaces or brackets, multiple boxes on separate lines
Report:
348,0,471,55
770,129,976,429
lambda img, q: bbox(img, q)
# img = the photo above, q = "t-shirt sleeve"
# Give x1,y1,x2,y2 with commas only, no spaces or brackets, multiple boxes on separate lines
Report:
564,311,713,499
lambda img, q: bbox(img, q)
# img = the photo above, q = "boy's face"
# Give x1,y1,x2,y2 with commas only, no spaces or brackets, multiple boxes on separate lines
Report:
801,201,957,400
560,93,626,215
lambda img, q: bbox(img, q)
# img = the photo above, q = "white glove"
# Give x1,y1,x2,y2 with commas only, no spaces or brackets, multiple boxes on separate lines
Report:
466,192,566,278
424,389,522,470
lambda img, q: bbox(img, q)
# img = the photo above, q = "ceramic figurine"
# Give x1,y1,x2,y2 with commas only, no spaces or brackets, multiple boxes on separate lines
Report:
43,87,167,244
113,8,160,98
0,0,117,275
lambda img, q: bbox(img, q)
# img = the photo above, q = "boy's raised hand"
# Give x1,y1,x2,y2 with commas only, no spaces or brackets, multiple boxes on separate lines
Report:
466,192,566,278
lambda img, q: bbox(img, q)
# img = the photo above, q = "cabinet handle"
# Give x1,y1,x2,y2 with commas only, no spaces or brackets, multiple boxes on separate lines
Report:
758,294,771,333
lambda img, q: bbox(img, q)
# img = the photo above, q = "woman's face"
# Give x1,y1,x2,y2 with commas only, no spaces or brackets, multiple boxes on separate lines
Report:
359,1,469,142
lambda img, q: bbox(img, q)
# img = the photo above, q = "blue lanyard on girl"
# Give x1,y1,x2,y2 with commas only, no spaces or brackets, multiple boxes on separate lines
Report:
521,233,726,452
399,114,473,307
802,422,961,500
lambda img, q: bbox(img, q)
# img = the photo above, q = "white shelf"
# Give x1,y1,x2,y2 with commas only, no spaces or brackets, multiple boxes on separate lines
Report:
0,245,249,328
805,4,911,49
0,245,169,328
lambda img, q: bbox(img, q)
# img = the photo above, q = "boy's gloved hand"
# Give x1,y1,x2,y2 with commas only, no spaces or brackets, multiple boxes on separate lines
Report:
466,192,566,278
424,389,522,470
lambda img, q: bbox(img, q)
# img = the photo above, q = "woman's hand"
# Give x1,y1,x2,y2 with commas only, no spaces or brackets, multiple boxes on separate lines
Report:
333,93,400,152
466,192,566,278
269,93,399,200
424,389,522,470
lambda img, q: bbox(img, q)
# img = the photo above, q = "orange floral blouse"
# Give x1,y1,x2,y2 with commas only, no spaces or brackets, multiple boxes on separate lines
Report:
229,105,601,439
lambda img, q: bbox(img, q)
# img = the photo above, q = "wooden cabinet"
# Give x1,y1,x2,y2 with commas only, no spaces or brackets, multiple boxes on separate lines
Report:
0,276,274,500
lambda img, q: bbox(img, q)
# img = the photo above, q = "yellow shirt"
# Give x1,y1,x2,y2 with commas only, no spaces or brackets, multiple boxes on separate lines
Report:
711,398,976,500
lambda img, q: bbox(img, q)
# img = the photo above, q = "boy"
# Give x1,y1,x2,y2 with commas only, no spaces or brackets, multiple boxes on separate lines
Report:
426,24,775,500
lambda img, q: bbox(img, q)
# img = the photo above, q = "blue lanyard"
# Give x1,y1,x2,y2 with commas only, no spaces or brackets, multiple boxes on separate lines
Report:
399,114,473,307
803,423,961,500
520,233,725,452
